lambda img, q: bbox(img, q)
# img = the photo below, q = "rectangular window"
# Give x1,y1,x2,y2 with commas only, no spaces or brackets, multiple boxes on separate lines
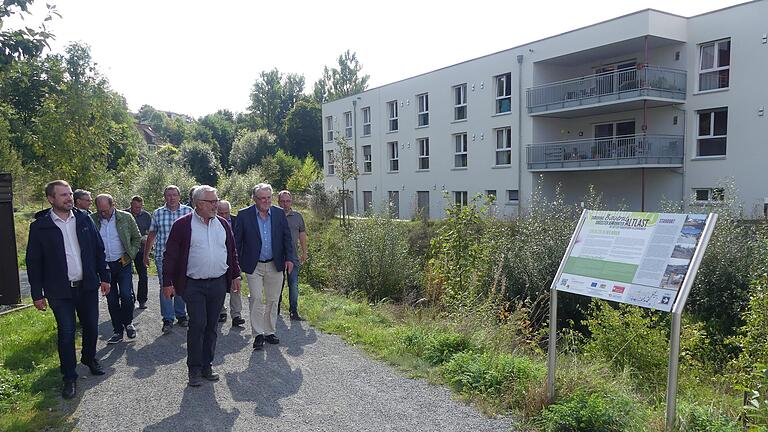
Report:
326,150,335,175
507,189,519,202
362,107,371,136
344,111,352,138
388,191,400,219
388,141,399,171
453,83,467,120
418,138,430,170
697,108,728,156
699,39,730,91
486,190,497,202
362,145,372,173
694,188,724,202
325,116,334,142
495,127,512,165
416,191,430,220
495,72,512,113
363,191,373,213
387,100,398,132
454,133,468,167
417,93,429,127
454,191,468,207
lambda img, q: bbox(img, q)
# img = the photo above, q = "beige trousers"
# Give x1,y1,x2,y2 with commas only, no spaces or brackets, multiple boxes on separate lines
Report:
246,261,283,336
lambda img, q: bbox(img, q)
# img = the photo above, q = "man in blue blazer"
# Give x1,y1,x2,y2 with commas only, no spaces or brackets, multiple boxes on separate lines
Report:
234,183,296,350
26,180,111,399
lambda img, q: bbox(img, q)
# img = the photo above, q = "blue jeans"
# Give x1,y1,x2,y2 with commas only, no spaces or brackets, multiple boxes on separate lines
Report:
287,263,300,314
48,286,99,382
156,257,187,322
106,260,134,334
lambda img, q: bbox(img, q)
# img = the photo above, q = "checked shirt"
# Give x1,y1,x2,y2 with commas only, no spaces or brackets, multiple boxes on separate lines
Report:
148,204,193,259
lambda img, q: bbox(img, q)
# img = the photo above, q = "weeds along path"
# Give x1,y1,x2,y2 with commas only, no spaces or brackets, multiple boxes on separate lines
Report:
65,277,516,431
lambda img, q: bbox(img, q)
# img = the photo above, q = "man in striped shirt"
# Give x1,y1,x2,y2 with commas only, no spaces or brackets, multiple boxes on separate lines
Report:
143,185,193,334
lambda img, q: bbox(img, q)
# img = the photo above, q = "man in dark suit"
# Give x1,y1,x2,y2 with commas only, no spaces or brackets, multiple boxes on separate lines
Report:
26,180,111,399
216,200,245,327
234,183,296,350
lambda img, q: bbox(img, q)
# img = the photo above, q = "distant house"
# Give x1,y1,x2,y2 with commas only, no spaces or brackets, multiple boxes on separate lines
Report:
135,123,158,152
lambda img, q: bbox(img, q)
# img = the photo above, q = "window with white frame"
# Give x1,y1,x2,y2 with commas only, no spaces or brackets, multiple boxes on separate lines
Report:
362,145,372,173
453,83,467,120
507,189,519,202
417,93,429,127
694,188,724,203
454,191,468,207
326,150,335,175
495,72,512,113
495,127,512,165
344,111,352,138
699,38,730,91
388,141,399,171
387,100,398,132
697,108,728,157
325,116,334,142
362,107,371,136
417,138,430,170
454,133,468,167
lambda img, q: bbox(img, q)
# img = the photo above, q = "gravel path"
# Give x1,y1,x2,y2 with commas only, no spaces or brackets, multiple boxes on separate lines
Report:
21,274,516,431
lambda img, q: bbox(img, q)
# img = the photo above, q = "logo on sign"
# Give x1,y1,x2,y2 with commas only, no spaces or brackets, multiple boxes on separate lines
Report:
590,282,598,288
661,295,671,305
612,285,625,294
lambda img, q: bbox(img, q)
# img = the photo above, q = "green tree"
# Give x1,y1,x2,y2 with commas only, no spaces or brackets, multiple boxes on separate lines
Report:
229,129,276,173
199,110,236,169
248,68,304,146
286,155,322,193
334,134,358,225
313,50,370,103
0,1,59,69
258,149,301,192
284,98,322,162
180,140,221,185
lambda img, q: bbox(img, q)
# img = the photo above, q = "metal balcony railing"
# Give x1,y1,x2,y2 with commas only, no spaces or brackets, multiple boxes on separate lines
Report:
526,134,684,170
527,65,687,113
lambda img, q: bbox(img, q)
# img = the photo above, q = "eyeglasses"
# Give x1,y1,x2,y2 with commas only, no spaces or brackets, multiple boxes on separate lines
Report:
255,196,271,201
198,199,219,205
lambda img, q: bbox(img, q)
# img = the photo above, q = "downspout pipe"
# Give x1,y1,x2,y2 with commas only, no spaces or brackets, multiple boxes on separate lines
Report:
517,54,524,217
352,98,359,215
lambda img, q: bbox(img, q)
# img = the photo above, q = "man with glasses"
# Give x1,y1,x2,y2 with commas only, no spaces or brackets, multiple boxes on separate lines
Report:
234,183,296,350
73,189,93,214
144,185,192,334
162,185,241,387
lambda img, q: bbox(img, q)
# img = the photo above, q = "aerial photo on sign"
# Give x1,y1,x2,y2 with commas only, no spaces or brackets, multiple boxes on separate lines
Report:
557,211,708,312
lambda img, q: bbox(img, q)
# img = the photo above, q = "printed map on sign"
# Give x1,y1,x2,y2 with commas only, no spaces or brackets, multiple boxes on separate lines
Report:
557,211,708,312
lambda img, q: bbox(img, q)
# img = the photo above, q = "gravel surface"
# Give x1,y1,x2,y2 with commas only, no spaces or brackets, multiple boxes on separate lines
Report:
18,274,516,431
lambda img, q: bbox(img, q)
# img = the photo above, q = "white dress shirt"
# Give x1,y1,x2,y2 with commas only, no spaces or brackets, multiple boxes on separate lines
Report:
51,209,83,282
99,209,125,262
186,211,228,279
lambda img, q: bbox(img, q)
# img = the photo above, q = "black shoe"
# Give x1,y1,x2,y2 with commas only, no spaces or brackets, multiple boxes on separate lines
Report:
218,313,227,323
290,312,305,321
264,334,279,344
62,381,76,399
81,359,105,376
202,369,220,381
161,320,173,334
126,324,137,339
252,334,264,350
107,333,123,344
232,316,246,327
138,302,147,309
188,373,204,387
177,317,189,328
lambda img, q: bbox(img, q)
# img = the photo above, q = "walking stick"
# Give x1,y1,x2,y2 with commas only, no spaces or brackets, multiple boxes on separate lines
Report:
277,268,287,315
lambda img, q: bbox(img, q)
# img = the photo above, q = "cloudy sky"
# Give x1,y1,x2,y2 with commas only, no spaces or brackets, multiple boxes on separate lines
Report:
9,0,747,117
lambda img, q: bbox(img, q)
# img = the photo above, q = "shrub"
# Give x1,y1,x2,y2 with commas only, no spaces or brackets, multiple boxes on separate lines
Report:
338,212,419,301
131,154,196,210
422,331,473,365
538,391,635,432
258,149,301,192
677,404,742,432
217,167,264,210
307,181,339,220
229,129,276,173
286,155,322,194
180,140,221,186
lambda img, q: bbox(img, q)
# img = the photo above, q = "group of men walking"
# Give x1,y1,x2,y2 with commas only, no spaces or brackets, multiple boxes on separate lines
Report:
26,180,309,399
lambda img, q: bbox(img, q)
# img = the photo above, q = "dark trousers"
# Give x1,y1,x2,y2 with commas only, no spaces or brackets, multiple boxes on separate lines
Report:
48,287,99,382
106,260,134,335
181,275,226,374
134,244,148,304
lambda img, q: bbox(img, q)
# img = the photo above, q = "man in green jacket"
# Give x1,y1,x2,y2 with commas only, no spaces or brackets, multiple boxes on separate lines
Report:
92,194,142,343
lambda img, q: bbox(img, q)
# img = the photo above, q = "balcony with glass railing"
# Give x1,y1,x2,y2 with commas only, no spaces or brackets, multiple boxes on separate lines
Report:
527,65,686,116
526,134,684,171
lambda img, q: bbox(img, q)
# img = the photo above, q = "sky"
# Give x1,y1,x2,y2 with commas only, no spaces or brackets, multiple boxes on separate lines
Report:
8,0,749,118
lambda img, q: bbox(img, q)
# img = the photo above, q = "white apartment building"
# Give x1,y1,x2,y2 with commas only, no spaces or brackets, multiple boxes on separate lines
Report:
322,1,768,220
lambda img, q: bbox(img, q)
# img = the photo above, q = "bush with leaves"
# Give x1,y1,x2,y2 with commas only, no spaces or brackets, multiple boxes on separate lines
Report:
131,154,196,210
229,129,276,173
216,167,264,210
307,181,339,220
180,140,221,186
338,212,419,301
286,155,322,193
258,149,301,192
538,391,636,432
